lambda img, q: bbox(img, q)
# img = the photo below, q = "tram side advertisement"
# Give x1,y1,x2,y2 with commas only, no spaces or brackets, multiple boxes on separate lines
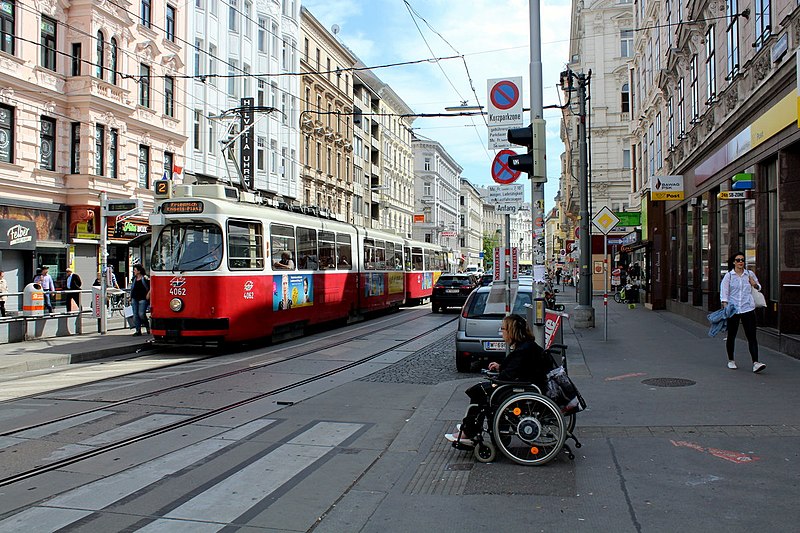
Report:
273,274,313,311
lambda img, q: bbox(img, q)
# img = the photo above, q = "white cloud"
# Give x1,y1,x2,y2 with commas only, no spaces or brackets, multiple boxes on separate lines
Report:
302,0,572,208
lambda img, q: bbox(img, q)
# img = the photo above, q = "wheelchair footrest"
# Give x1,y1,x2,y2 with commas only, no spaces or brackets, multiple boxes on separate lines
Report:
451,441,475,451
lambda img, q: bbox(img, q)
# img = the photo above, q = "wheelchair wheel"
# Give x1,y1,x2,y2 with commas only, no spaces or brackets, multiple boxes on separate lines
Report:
564,413,577,434
474,440,496,463
492,393,566,466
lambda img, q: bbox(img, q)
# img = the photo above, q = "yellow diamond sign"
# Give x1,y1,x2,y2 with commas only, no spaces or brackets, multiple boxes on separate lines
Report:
592,206,620,235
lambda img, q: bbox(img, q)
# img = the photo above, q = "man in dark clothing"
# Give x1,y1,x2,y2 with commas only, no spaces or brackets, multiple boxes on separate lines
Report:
65,268,82,311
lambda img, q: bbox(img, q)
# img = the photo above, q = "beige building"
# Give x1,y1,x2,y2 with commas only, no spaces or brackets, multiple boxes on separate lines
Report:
459,178,483,268
0,0,185,298
299,8,355,221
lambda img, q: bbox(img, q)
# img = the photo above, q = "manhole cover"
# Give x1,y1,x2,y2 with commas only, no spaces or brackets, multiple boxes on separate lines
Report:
446,463,474,471
642,377,696,387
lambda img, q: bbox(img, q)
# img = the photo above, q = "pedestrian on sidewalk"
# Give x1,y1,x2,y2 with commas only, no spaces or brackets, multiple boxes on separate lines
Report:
38,266,55,313
130,264,150,336
0,270,8,317
720,251,765,373
65,268,82,312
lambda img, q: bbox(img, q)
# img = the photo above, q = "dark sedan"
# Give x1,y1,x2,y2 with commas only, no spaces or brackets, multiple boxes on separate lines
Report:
431,274,478,312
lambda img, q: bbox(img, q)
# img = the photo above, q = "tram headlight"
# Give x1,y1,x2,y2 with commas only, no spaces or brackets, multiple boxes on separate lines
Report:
169,298,183,312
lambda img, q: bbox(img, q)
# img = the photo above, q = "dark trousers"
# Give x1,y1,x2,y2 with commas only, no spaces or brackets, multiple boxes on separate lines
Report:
0,301,5,317
66,294,80,311
726,310,759,362
461,382,495,438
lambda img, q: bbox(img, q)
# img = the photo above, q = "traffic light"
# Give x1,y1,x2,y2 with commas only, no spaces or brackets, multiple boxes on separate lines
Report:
507,119,547,183
114,221,124,237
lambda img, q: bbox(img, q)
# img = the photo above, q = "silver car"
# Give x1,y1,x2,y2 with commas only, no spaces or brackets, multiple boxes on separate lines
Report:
454,282,534,372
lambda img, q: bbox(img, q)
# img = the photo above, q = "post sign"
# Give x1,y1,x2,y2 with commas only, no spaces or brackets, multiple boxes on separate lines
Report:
487,77,523,149
650,175,685,201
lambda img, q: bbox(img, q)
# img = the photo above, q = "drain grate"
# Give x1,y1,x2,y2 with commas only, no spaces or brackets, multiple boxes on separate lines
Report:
642,377,696,387
445,463,474,471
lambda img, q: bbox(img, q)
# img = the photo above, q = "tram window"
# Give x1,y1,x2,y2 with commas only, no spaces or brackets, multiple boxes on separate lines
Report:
270,224,296,270
385,241,395,270
319,230,336,270
336,233,352,270
364,238,375,270
227,220,264,270
427,249,436,271
151,223,223,272
404,246,412,271
411,247,423,271
395,246,403,271
296,226,318,270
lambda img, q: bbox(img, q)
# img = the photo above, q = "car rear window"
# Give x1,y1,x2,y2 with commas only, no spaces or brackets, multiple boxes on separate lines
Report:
464,289,532,318
438,276,473,287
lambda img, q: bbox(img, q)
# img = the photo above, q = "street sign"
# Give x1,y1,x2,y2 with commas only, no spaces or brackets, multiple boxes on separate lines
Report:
607,238,624,245
650,175,685,201
491,149,522,184
717,190,751,200
104,198,144,214
487,77,523,149
613,211,641,227
488,183,525,210
592,206,620,235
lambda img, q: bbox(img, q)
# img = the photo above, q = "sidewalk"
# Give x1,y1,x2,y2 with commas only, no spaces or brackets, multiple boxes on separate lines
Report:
0,316,153,376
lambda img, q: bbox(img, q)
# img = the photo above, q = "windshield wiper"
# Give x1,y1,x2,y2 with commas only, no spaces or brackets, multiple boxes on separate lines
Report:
172,229,187,273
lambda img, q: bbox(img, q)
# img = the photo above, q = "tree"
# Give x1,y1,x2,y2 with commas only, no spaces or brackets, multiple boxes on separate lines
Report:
482,231,502,269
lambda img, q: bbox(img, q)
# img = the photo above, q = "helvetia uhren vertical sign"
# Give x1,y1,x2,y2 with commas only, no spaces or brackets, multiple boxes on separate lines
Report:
240,97,255,190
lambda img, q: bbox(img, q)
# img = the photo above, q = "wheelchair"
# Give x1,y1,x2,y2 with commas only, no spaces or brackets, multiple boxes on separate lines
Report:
452,378,582,466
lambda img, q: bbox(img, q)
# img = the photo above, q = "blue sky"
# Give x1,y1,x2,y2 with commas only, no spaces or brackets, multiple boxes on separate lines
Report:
302,0,572,213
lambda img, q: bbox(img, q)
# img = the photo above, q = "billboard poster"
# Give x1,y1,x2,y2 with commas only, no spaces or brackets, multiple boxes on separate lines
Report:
365,272,385,297
388,272,404,294
273,274,313,311
422,272,433,290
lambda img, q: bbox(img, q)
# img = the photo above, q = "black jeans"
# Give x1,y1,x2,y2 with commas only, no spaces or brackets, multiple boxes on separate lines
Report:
726,310,759,362
461,382,495,438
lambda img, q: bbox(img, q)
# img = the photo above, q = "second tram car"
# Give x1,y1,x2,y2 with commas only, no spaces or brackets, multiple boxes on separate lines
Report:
148,184,449,343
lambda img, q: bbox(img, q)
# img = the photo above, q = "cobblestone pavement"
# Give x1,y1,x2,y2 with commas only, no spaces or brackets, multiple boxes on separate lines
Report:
361,331,468,384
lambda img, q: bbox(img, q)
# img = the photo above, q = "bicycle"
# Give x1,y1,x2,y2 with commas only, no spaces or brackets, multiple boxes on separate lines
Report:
107,289,129,319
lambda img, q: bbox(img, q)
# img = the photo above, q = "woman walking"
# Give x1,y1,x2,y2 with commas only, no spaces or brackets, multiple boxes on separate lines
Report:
130,264,150,336
720,252,765,373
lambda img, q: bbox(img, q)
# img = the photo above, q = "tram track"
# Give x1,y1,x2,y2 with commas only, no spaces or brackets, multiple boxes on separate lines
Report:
0,313,458,488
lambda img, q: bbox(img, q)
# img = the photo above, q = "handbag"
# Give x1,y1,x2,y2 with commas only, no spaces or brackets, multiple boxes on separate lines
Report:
751,286,767,308
545,365,587,415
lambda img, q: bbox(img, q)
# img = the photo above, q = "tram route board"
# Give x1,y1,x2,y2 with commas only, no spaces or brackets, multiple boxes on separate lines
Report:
162,201,205,214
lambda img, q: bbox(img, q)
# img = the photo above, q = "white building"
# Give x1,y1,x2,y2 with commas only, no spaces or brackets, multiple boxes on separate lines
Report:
412,137,461,256
459,178,484,268
184,0,300,201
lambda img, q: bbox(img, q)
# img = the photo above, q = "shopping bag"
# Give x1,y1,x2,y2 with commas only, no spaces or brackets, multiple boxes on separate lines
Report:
123,305,134,318
751,286,767,308
545,366,587,415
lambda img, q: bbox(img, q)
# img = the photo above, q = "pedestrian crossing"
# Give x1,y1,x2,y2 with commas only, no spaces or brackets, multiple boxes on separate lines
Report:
0,420,363,532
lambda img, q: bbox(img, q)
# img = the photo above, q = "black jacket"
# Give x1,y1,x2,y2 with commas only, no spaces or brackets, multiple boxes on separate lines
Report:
67,273,82,289
498,339,552,392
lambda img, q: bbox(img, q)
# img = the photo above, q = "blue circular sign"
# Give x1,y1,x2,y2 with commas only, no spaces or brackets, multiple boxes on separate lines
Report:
492,150,521,184
490,81,520,111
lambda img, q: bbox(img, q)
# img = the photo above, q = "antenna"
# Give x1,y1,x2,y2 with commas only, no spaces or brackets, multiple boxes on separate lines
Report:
331,24,340,35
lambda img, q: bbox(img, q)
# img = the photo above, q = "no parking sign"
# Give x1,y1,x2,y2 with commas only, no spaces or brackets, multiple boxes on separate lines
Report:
487,76,523,149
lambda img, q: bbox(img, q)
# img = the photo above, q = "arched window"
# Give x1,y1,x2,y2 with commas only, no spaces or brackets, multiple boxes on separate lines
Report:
621,83,630,113
109,38,118,85
96,31,104,79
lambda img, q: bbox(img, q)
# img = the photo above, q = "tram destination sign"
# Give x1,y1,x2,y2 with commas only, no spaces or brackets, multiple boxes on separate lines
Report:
162,200,205,214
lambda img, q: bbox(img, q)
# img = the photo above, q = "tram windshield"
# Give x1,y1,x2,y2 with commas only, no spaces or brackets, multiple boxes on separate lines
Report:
151,223,223,272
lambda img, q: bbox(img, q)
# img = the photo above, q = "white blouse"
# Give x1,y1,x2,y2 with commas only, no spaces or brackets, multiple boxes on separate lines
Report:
720,269,761,314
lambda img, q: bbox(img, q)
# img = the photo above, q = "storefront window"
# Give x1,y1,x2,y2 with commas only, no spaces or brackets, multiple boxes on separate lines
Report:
766,161,779,300
0,205,63,241
686,206,693,299
701,193,709,297
718,184,730,277
744,199,756,273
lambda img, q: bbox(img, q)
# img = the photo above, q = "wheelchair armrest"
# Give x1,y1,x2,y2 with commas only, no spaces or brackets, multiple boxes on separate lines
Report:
487,379,542,394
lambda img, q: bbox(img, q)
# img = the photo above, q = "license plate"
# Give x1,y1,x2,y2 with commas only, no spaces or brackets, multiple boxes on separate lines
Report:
445,289,459,293
484,341,506,351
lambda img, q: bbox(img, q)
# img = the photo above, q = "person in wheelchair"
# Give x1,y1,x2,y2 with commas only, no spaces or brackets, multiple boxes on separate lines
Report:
445,314,552,446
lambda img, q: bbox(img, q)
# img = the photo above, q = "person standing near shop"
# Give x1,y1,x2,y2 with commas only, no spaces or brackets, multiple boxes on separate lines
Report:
130,264,150,336
720,251,765,373
65,268,82,311
39,266,55,313
0,270,8,317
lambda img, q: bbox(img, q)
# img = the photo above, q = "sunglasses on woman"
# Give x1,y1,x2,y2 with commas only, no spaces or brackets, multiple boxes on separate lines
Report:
734,258,745,263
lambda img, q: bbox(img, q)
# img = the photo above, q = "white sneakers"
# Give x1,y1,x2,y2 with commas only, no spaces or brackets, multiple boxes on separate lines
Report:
728,360,767,373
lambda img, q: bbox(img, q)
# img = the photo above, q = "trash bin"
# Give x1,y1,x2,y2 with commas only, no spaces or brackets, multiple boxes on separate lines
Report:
23,283,44,316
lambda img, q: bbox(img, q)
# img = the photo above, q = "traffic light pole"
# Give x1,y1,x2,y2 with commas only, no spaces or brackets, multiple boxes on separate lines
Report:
529,0,546,345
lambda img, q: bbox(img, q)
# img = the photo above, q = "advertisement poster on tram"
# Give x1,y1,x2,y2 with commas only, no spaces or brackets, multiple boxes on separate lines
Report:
365,272,385,297
388,272,404,294
272,274,313,311
422,272,433,290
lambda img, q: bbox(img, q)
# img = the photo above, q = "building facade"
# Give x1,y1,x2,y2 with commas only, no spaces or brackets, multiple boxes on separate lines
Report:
0,0,186,303
299,8,355,221
459,178,484,268
184,0,300,201
412,137,461,258
630,0,800,350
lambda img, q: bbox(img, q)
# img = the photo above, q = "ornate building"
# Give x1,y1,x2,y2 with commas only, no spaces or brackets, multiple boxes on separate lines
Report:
299,7,355,221
412,137,461,257
0,0,186,297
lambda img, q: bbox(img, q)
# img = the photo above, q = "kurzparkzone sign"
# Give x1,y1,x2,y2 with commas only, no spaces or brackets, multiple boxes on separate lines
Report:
487,77,523,150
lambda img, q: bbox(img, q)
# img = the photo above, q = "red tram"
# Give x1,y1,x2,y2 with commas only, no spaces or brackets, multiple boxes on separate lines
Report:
148,184,448,343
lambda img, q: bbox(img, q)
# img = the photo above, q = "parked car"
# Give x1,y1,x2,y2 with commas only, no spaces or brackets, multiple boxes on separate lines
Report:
454,283,534,372
431,273,479,313
478,273,493,286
